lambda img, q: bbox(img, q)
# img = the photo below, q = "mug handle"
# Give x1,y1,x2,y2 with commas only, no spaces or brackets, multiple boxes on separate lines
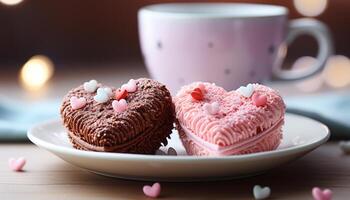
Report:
273,18,333,80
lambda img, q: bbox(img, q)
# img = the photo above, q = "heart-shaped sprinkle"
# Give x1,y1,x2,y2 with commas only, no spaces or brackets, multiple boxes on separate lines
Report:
121,79,137,93
70,96,87,110
312,187,332,200
143,182,161,198
203,102,220,115
191,88,204,101
8,157,26,172
253,185,271,200
339,141,350,154
112,99,128,113
102,87,113,97
115,88,128,100
83,80,98,93
237,83,254,98
167,147,177,156
252,93,267,107
94,88,110,103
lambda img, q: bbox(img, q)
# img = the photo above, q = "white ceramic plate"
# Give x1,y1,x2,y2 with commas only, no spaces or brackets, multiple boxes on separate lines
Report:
28,113,329,181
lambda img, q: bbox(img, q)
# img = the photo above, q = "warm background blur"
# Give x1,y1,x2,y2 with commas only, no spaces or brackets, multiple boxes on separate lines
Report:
0,0,350,98
0,0,349,67
0,0,349,140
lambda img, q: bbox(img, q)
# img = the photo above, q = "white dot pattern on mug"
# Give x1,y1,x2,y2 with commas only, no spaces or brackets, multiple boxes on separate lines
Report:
178,77,185,84
224,68,231,75
156,41,162,50
268,44,275,54
250,70,256,78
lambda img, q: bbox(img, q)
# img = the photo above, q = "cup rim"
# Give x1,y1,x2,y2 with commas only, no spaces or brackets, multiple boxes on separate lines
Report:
139,3,288,19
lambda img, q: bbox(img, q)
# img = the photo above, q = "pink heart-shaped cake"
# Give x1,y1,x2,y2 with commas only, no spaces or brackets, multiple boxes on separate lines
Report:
174,82,286,156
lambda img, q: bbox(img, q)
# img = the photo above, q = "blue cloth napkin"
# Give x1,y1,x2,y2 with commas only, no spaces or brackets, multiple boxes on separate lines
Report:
286,91,350,139
0,91,349,141
0,99,59,141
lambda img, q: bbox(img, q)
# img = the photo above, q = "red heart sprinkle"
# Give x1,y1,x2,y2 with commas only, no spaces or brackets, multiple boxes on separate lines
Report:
252,93,267,107
115,88,128,100
191,88,203,101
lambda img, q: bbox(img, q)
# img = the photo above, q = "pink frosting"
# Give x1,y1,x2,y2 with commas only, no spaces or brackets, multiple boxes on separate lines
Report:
174,82,286,155
179,118,283,156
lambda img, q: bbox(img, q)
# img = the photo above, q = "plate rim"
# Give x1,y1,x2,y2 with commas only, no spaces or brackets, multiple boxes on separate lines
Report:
27,113,330,161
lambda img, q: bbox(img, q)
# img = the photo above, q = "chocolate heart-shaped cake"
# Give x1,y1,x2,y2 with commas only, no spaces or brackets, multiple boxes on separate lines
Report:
60,78,175,154
174,82,285,156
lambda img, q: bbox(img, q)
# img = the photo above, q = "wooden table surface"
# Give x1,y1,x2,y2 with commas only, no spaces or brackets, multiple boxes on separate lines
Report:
0,63,349,199
0,142,348,199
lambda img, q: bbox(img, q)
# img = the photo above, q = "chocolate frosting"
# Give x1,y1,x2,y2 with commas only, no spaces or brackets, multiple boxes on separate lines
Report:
60,78,175,154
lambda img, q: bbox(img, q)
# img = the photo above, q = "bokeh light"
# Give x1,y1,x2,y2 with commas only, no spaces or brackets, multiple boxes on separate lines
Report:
0,0,23,6
292,56,318,70
293,56,324,92
20,55,54,91
323,55,350,88
293,0,328,17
